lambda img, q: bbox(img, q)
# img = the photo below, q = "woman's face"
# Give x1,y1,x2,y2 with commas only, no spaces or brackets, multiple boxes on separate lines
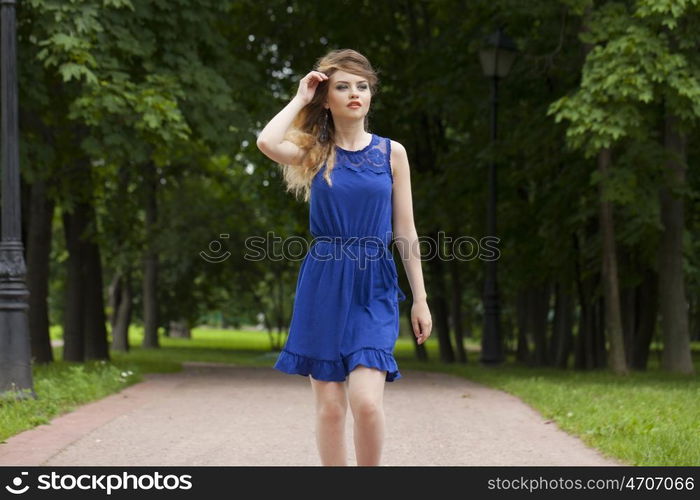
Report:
324,69,371,122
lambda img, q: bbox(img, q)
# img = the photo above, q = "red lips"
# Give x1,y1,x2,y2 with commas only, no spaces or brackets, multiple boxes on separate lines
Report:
347,101,361,108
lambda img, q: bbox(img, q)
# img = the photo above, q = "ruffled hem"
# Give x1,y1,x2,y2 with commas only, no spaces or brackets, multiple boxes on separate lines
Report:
273,347,402,382
345,347,402,382
274,349,345,381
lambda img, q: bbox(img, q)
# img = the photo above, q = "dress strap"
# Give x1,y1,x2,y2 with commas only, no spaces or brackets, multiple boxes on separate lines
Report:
385,137,394,182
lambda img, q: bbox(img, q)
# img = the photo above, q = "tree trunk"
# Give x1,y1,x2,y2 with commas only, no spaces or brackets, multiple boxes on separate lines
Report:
27,179,55,364
657,111,694,374
449,255,467,363
632,266,658,370
574,4,625,373
463,302,473,339
111,270,133,352
427,235,454,362
598,147,628,374
82,204,110,361
108,272,122,331
619,246,636,368
515,288,530,363
62,204,87,362
142,161,160,348
573,228,601,370
530,282,551,366
551,281,574,369
689,293,698,343
501,310,515,357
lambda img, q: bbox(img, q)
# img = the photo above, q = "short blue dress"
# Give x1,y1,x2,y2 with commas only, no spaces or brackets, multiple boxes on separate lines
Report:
273,132,408,382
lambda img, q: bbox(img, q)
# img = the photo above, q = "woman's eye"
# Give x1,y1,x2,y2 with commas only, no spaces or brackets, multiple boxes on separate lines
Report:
337,85,368,90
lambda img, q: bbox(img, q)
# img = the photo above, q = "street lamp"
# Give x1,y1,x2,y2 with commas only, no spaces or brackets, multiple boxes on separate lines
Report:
479,28,518,79
0,0,35,399
478,27,517,365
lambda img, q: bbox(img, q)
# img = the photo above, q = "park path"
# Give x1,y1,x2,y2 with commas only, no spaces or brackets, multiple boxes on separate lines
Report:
0,362,627,466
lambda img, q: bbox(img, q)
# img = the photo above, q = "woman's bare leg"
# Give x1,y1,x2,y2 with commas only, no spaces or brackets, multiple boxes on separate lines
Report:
347,365,386,466
309,376,349,465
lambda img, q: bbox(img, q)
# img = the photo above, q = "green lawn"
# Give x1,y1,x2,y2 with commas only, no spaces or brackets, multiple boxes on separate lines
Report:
2,326,698,466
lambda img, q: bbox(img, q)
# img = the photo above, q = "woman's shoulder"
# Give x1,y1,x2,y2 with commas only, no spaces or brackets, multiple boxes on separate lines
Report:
372,135,408,179
385,138,407,162
373,133,406,155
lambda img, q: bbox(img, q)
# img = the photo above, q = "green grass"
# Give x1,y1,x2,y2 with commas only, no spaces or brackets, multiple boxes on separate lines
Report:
0,359,139,441
3,326,699,466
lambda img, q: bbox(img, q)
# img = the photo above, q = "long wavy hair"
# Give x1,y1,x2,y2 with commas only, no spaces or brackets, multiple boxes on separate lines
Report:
279,48,379,202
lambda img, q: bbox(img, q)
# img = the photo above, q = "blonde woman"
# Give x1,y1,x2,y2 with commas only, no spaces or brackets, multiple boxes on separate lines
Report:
257,48,431,466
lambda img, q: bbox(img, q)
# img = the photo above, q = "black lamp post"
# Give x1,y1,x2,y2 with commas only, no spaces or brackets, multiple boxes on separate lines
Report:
478,27,517,365
0,0,35,399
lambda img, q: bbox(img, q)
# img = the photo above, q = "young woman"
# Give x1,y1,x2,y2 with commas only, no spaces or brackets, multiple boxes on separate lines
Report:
256,48,432,466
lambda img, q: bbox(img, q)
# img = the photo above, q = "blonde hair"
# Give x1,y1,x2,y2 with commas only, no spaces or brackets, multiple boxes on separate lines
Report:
279,48,380,202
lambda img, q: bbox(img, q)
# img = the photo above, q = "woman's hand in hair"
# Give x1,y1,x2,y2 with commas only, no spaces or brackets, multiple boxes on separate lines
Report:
295,71,328,106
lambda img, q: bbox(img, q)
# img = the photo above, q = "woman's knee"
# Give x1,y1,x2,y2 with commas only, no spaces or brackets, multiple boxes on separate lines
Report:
316,400,347,422
350,396,383,420
310,378,348,421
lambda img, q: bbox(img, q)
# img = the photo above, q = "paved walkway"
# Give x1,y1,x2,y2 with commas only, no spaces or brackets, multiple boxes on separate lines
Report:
0,362,627,466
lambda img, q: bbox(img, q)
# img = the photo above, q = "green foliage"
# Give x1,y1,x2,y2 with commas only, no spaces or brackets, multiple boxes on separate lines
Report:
560,0,595,15
549,0,700,156
20,0,263,331
635,0,700,28
14,0,700,383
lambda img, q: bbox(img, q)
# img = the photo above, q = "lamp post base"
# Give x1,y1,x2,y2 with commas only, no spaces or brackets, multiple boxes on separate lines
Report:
0,240,36,399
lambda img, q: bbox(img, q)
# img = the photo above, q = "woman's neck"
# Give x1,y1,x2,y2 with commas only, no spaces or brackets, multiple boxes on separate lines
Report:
333,120,369,150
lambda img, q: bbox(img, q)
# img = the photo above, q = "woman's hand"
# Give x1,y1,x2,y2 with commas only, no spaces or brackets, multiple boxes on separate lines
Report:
411,299,432,345
295,70,328,106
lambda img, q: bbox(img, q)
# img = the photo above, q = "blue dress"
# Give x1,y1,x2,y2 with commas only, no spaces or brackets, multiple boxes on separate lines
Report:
273,132,408,382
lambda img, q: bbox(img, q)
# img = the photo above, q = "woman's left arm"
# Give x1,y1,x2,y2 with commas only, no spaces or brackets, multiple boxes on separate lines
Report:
390,140,432,345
